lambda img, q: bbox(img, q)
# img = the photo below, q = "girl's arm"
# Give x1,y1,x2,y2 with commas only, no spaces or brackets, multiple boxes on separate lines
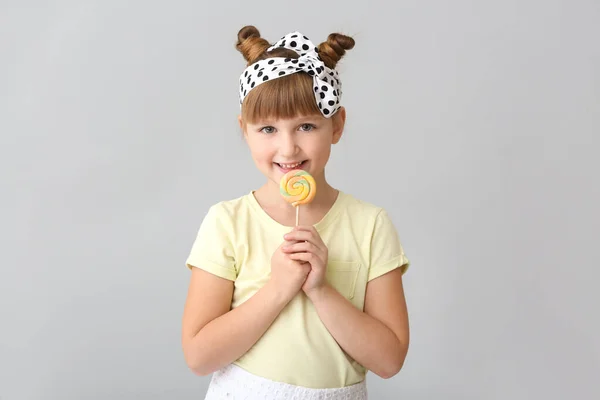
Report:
181,267,290,376
306,268,410,379
284,226,410,378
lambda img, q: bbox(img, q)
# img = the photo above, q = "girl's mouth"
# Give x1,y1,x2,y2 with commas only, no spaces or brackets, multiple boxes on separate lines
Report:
275,160,307,171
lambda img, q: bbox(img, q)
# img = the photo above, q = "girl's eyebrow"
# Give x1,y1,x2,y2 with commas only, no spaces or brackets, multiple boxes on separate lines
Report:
291,117,321,124
252,115,322,125
253,119,276,125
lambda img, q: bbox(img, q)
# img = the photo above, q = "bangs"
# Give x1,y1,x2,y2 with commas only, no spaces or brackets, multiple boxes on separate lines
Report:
241,72,321,124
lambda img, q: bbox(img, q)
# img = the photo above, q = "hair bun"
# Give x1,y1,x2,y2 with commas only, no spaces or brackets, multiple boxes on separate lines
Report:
317,33,355,69
236,25,271,65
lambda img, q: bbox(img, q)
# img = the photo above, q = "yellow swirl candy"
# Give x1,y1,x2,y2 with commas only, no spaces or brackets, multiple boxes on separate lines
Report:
279,169,316,207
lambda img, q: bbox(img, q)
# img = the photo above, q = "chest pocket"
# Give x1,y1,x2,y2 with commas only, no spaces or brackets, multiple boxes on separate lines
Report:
326,260,361,300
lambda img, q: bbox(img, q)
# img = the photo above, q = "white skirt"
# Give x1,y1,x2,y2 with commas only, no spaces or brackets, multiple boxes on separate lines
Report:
204,364,368,400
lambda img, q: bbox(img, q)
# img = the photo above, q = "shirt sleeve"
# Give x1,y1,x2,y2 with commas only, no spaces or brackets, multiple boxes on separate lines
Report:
185,204,237,281
367,209,410,281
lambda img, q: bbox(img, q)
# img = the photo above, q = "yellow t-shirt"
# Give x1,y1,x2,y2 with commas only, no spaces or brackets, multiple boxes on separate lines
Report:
185,191,410,389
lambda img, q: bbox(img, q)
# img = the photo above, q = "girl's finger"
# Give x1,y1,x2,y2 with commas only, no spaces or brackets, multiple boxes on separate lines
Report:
293,225,326,246
284,230,322,248
288,251,322,264
282,241,324,258
293,225,317,233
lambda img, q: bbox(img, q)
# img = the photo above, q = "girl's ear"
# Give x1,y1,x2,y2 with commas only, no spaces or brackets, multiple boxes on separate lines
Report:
238,115,247,138
331,107,346,144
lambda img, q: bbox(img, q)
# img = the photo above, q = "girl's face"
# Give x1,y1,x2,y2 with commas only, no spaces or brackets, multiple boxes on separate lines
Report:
240,108,346,190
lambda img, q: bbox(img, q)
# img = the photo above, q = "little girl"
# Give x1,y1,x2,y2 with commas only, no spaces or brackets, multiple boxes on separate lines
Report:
182,25,411,400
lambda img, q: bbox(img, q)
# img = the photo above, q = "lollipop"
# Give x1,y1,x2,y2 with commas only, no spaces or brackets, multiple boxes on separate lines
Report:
280,169,316,226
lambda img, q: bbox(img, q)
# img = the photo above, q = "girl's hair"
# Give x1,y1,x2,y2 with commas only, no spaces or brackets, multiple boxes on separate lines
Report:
236,25,355,124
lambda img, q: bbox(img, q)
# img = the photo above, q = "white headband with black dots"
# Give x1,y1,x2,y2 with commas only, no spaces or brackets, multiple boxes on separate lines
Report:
238,31,342,118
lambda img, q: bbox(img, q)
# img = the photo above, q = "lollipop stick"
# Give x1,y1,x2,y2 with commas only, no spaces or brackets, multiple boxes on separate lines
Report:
295,205,299,226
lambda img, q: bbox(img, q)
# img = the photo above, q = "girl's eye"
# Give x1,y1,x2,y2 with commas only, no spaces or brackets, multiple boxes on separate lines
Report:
299,124,315,132
260,126,275,134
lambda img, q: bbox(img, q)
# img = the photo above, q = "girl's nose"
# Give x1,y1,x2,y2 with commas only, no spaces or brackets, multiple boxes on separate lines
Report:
278,133,298,157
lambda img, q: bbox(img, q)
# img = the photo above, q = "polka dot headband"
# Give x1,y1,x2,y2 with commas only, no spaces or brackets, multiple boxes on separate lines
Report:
239,31,343,118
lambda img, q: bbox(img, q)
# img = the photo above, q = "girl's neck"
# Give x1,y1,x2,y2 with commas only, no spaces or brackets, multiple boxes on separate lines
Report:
253,178,339,227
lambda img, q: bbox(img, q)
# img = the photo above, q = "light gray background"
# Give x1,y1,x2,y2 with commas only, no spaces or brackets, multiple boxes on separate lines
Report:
1,0,599,399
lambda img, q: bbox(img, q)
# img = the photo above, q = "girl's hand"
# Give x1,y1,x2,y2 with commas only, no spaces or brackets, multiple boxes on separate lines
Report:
282,226,329,297
270,240,311,303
